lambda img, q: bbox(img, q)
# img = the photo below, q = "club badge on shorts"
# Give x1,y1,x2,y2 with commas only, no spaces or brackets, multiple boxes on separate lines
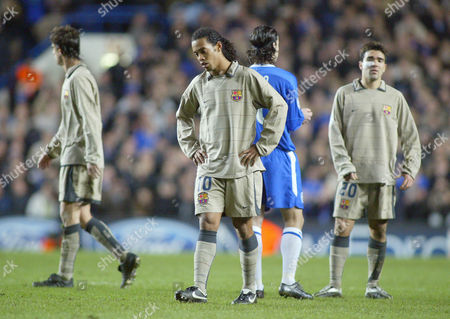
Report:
340,199,350,209
383,105,391,115
64,90,69,99
231,89,242,102
198,192,209,205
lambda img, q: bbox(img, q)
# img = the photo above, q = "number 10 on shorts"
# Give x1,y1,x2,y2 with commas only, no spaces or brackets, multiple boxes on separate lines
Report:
197,176,212,206
197,176,212,191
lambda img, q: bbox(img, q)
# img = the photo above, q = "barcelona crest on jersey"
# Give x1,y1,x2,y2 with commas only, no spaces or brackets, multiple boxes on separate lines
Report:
198,192,209,205
340,199,350,209
231,89,242,101
383,105,391,115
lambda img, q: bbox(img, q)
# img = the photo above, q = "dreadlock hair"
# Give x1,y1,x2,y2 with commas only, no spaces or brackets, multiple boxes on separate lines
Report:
359,41,388,62
191,27,237,62
247,25,278,64
50,25,80,59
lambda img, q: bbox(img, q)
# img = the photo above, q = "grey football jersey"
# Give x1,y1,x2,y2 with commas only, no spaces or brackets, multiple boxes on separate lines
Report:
329,79,421,184
45,63,104,167
177,61,288,178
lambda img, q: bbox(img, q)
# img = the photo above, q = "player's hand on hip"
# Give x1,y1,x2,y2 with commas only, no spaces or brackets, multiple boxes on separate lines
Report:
344,172,358,181
239,144,260,167
37,153,52,169
192,149,207,166
87,163,101,179
399,173,414,190
302,108,313,124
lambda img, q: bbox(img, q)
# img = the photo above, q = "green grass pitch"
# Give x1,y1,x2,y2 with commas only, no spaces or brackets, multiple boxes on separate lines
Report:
0,251,448,318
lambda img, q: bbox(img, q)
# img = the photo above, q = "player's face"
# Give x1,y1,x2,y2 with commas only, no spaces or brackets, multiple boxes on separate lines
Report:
359,50,386,82
192,37,221,72
272,37,279,62
51,44,63,65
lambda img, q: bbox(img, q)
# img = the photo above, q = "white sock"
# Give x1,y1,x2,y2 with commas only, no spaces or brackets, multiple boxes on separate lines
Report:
253,225,264,291
281,227,302,285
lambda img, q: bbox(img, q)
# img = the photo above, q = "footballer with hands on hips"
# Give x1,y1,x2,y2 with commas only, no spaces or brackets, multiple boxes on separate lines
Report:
175,27,287,305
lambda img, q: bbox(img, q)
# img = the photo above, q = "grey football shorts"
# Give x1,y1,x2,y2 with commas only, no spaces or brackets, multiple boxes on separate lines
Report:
333,181,396,220
59,165,102,205
194,171,263,218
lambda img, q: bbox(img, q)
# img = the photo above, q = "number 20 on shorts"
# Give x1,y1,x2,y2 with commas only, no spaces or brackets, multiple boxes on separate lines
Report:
340,181,357,198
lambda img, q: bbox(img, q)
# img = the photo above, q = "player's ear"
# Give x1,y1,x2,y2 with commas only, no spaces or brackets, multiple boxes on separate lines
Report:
215,41,222,53
358,60,363,71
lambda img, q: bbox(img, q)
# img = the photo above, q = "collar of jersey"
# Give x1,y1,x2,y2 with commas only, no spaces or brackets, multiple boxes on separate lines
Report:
65,63,84,79
250,63,276,67
353,78,386,92
207,61,238,80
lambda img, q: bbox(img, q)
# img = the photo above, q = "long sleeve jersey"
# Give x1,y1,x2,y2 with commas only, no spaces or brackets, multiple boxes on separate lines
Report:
329,79,421,184
176,61,288,178
45,63,104,168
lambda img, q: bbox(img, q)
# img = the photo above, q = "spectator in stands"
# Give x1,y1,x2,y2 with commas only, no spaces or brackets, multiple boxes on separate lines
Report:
0,0,447,225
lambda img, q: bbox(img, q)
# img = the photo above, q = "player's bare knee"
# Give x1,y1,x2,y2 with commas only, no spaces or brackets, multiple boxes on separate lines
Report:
334,218,354,236
199,219,219,231
232,218,253,239
253,215,264,228
79,204,93,229
199,214,220,231
231,217,245,229
369,220,387,241
79,216,91,229
282,207,303,228
59,202,80,227
59,210,70,226
369,228,386,241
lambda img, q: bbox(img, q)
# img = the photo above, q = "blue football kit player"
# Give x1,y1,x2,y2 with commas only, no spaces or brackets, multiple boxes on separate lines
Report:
248,26,313,300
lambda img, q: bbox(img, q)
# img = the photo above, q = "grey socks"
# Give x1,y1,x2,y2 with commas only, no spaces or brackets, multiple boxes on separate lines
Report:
194,230,217,294
367,237,386,287
330,235,349,289
239,233,258,292
58,224,80,280
85,218,127,262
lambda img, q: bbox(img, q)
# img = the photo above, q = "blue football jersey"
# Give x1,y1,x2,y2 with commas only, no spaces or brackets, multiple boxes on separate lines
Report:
251,64,304,152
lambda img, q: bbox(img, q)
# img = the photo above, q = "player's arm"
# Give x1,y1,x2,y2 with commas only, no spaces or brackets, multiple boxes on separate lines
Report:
247,69,288,157
176,84,203,165
396,95,421,190
72,75,103,177
284,78,310,132
328,88,357,180
44,120,63,159
301,108,313,125
39,116,63,169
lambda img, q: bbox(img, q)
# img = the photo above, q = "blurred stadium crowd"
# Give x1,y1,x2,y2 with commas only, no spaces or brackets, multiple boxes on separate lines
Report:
0,0,448,226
